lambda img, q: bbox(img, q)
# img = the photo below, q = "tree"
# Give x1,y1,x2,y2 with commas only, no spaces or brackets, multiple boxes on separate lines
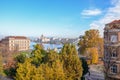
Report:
51,59,65,80
4,52,30,79
14,44,83,80
44,50,59,66
60,44,83,80
0,53,3,75
87,48,99,64
15,44,66,80
97,38,104,58
15,59,43,80
43,50,66,80
15,53,27,63
31,44,46,67
4,57,16,78
32,64,44,80
78,29,103,56
42,60,66,80
15,53,65,80
80,58,89,80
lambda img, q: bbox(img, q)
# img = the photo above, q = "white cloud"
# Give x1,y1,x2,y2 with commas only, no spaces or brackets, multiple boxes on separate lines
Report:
90,0,120,36
90,23,99,29
81,9,102,16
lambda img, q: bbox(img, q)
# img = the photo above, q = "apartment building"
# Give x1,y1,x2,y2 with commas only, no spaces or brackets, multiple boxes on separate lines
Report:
0,36,30,51
104,20,120,80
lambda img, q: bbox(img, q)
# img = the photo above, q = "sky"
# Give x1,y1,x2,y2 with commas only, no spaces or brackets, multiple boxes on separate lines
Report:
0,0,120,38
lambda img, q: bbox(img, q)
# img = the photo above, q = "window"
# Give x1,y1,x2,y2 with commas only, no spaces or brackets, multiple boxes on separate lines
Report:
11,44,14,47
111,49,117,58
111,65,117,74
110,35,117,42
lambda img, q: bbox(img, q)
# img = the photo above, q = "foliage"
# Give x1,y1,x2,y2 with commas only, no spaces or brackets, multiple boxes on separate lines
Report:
60,44,83,80
0,53,3,75
31,44,47,67
51,59,65,80
44,50,59,65
97,38,104,57
78,29,103,56
15,53,27,63
4,59,17,78
78,29,103,65
80,58,89,80
15,59,38,80
15,55,65,80
4,67,16,78
42,60,66,80
5,43,84,80
87,48,99,64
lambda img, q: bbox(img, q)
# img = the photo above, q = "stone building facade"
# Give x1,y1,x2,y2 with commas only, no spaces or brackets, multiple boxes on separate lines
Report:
104,20,120,80
0,36,30,51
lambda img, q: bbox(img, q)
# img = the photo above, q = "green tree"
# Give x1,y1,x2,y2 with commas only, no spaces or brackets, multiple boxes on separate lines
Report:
15,53,26,63
32,65,44,80
42,60,66,80
60,44,83,80
41,63,53,80
15,44,83,80
15,58,44,80
15,44,66,80
44,50,59,66
80,58,89,80
4,52,30,78
31,44,46,67
51,59,65,80
15,59,32,80
43,50,66,80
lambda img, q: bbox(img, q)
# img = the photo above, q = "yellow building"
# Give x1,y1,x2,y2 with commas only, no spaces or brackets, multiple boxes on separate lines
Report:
0,36,30,51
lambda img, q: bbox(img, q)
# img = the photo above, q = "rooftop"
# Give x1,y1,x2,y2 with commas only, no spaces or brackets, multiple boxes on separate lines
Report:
107,20,120,25
104,20,120,30
6,36,28,39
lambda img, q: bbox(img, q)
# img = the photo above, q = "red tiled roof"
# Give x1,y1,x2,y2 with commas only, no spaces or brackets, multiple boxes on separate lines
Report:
6,36,28,39
108,20,120,24
104,20,120,30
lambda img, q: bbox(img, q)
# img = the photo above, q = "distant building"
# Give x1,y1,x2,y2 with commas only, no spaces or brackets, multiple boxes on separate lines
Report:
38,35,50,43
104,20,120,80
0,36,30,51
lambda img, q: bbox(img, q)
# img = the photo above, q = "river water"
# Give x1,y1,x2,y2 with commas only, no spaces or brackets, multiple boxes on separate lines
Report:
30,42,63,50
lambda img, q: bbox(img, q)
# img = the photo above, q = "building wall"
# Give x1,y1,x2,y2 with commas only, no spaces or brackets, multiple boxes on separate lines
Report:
104,20,120,79
0,36,30,51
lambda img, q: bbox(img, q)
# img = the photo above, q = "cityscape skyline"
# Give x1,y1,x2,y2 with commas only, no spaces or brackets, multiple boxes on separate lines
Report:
0,0,120,38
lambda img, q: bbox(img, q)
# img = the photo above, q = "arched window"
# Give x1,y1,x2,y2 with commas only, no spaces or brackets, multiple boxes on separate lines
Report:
111,49,117,58
111,65,117,74
110,35,117,42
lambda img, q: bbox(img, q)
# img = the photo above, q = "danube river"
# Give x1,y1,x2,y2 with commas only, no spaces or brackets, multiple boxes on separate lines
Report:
30,42,63,50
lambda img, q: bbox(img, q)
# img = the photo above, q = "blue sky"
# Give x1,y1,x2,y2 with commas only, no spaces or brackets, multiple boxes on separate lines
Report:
0,0,119,38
